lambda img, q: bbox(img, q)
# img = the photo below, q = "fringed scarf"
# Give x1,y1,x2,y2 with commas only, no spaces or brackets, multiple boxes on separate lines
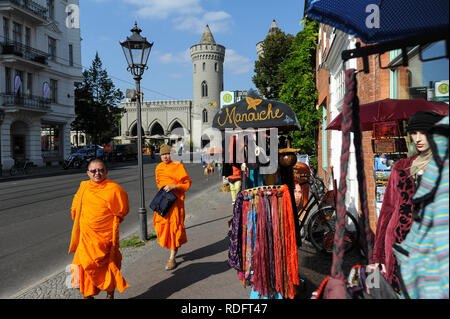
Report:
228,192,243,271
239,193,249,284
281,184,300,299
264,190,275,291
253,190,270,296
271,189,284,297
278,191,289,298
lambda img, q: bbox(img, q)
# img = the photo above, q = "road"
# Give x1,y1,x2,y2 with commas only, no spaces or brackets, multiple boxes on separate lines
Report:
0,159,220,298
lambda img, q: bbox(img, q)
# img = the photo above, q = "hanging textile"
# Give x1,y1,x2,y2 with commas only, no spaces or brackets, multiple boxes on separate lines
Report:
229,185,300,299
228,192,244,271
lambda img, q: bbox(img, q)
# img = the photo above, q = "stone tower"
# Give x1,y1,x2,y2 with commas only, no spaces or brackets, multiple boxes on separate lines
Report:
190,25,225,148
256,20,280,58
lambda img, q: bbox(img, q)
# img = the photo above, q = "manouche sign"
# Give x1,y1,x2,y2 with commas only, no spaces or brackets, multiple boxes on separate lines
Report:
212,92,300,132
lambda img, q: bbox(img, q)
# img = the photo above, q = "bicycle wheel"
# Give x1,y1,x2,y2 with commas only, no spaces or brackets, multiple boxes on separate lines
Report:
307,206,359,254
9,167,18,176
24,164,32,175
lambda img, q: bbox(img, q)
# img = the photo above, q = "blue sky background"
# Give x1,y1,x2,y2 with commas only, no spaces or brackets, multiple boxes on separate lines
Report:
79,0,307,101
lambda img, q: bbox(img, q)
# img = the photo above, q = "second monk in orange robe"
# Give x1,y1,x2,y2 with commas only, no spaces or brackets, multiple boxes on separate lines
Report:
153,144,192,270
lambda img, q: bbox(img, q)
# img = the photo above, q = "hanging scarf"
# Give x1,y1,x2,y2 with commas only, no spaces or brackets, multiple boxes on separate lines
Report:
281,184,300,299
239,193,249,284
228,192,243,271
271,189,284,296
264,189,275,291
253,189,270,297
244,192,257,282
278,191,289,298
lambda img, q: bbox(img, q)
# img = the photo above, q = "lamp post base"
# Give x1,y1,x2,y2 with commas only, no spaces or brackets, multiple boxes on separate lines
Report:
139,208,148,241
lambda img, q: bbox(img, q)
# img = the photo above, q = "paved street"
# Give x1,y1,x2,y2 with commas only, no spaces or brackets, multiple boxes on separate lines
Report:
1,155,365,300
0,156,220,298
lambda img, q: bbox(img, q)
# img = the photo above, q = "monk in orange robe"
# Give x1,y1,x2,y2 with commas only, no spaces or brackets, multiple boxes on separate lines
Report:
153,144,192,270
68,159,129,299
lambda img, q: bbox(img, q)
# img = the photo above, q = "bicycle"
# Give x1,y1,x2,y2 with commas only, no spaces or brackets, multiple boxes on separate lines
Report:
10,158,34,176
297,171,360,254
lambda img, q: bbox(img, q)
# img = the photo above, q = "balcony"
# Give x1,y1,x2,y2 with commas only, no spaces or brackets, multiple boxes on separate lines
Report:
1,93,51,113
0,0,48,24
0,40,49,68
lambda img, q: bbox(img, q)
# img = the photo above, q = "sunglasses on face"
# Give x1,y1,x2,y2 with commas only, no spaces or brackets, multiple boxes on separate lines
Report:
88,168,105,174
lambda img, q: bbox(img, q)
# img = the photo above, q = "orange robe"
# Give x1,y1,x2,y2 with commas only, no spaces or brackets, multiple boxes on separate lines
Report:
153,161,192,250
68,179,129,297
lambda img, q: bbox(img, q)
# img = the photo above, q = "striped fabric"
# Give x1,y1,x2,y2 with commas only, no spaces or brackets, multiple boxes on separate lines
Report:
395,116,449,299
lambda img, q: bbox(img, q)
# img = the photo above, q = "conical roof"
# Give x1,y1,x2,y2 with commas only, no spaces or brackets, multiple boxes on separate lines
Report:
200,25,216,44
268,19,280,35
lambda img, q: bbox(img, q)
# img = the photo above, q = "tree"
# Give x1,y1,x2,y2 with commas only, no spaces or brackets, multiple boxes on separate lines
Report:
72,53,124,148
279,18,321,157
252,30,294,99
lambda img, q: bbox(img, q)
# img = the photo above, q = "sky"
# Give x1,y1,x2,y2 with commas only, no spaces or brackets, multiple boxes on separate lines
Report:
79,0,307,102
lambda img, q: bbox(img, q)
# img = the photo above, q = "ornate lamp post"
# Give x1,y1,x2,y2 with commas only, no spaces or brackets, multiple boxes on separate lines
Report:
120,22,153,241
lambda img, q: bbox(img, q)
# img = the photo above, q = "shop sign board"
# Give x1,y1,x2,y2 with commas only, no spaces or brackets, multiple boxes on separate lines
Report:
435,80,449,102
220,91,235,109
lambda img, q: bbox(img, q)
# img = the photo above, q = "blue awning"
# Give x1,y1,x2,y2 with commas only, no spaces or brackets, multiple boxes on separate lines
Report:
306,0,449,44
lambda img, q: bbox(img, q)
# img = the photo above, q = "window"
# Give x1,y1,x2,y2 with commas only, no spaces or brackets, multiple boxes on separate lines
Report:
41,124,60,152
25,27,31,47
50,79,57,103
3,18,9,42
201,81,208,97
13,22,22,43
5,67,11,93
15,70,23,96
48,37,56,61
202,109,208,123
202,62,206,71
27,73,33,96
68,44,73,66
47,0,55,20
193,64,196,73
215,63,218,72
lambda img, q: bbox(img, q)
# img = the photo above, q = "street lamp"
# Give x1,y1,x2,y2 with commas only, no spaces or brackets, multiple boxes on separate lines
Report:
120,22,153,241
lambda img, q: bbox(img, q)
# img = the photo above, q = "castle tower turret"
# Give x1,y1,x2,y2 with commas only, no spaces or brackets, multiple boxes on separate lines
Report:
190,25,225,148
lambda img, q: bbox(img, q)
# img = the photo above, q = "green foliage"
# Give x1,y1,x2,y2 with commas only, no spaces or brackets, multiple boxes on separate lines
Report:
279,19,321,155
252,30,294,99
72,53,124,146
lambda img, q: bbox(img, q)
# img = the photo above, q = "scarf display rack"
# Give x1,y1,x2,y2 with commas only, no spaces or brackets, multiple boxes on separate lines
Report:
228,184,300,299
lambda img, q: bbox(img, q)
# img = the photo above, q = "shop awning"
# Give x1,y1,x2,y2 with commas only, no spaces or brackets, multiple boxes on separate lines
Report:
306,0,448,44
326,98,450,131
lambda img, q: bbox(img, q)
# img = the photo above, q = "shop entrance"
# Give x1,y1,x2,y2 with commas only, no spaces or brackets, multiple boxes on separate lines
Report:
10,121,28,161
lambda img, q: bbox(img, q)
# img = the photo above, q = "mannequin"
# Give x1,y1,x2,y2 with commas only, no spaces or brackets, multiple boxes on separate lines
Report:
373,111,444,292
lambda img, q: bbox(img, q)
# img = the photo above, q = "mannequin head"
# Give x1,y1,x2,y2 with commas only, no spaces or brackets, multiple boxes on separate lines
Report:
407,111,444,153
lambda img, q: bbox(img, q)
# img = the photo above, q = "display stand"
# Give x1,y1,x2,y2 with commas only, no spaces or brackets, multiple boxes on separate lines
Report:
372,120,409,217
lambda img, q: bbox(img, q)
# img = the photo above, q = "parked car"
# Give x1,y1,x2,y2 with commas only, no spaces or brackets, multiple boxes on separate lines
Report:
114,144,138,161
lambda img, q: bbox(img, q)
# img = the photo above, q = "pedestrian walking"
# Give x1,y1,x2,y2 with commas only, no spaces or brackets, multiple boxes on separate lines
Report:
68,159,130,299
373,111,444,293
153,144,192,270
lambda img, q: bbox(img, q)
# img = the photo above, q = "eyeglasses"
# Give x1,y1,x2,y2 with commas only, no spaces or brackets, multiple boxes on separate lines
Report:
88,168,105,174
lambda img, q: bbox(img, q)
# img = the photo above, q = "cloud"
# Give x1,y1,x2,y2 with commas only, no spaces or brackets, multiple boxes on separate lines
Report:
122,0,232,34
157,49,191,64
123,0,203,19
224,49,253,75
174,11,232,34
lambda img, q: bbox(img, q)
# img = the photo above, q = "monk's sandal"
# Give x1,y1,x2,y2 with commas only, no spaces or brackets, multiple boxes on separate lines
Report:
165,259,176,271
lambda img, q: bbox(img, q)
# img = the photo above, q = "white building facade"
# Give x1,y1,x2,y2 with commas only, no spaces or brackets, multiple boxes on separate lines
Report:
320,26,360,218
0,0,82,169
